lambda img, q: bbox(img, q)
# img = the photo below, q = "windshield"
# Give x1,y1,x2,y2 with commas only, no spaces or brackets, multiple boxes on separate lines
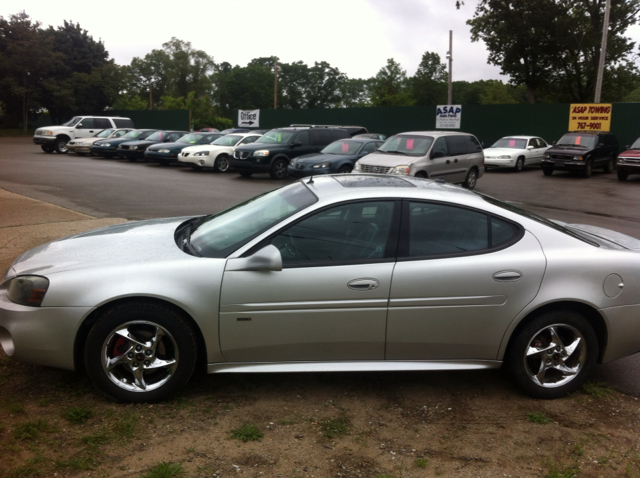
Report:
256,130,296,144
62,117,82,127
491,138,527,149
189,182,318,258
379,135,433,156
177,134,204,144
146,132,164,141
212,135,243,146
322,140,363,155
123,130,145,139
480,194,599,247
556,134,597,148
96,129,115,138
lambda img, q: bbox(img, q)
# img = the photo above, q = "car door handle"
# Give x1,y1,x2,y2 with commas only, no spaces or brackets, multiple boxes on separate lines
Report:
348,278,380,291
493,271,522,282
446,160,450,164
454,158,458,163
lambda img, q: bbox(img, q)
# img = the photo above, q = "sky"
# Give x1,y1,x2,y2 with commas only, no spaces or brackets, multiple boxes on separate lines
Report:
3,0,640,83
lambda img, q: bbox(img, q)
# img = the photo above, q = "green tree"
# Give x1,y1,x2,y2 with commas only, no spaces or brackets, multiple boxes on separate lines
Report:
340,78,373,107
162,37,215,98
370,59,414,107
411,51,448,105
0,12,59,130
278,61,309,109
467,0,640,103
212,62,273,117
305,61,347,108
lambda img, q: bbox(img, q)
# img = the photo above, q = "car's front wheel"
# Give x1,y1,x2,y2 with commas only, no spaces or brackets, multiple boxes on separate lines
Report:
85,302,198,402
54,138,69,154
581,159,593,178
514,157,525,172
505,310,597,399
603,157,615,174
338,164,353,174
617,169,629,181
270,158,289,179
41,145,54,153
214,154,230,173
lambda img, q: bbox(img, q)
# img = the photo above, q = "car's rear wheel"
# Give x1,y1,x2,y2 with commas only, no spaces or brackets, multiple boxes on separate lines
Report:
505,310,597,399
515,157,525,172
542,167,553,176
54,138,68,154
214,154,230,173
41,145,54,153
617,169,629,181
85,302,197,403
270,158,289,179
603,157,615,173
462,168,478,189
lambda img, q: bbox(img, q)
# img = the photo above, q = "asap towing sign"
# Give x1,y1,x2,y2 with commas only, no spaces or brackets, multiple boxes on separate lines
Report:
238,109,260,128
568,104,611,131
436,105,462,129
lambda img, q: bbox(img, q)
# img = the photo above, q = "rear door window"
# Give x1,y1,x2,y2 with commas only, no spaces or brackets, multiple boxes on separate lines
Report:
310,129,333,146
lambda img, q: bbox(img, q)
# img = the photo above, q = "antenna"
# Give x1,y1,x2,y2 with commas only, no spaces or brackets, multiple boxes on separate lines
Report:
307,175,314,184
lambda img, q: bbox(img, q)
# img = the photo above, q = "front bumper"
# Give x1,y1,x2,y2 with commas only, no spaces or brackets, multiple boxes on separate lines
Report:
230,158,271,173
484,158,517,168
0,290,93,371
118,149,145,159
90,145,120,155
617,157,640,174
287,164,332,178
33,136,56,146
145,151,179,162
542,159,588,171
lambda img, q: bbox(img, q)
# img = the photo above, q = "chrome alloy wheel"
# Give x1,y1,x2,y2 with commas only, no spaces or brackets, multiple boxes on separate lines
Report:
523,323,586,388
101,320,179,392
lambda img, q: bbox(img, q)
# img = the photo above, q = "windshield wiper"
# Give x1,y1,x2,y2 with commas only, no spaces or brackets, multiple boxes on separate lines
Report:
382,150,408,155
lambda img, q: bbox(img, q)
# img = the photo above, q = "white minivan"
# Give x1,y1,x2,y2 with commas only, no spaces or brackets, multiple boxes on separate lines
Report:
354,131,484,189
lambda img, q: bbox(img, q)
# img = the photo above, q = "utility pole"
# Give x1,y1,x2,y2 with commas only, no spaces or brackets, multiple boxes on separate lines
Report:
274,59,279,109
149,86,153,110
594,0,611,103
447,30,453,105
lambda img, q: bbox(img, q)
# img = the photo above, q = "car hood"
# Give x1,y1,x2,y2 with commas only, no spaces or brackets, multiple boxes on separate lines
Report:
147,142,191,152
93,137,134,147
483,148,524,156
7,217,194,277
555,222,640,250
359,151,418,166
69,137,107,145
121,140,157,147
293,153,348,164
546,145,593,155
618,149,640,158
182,144,229,154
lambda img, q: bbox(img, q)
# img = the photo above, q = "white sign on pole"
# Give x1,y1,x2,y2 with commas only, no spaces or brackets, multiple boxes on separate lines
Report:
435,105,462,129
238,109,260,128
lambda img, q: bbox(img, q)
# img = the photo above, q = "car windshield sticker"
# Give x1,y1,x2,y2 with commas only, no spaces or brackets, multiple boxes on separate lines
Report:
575,136,581,145
342,143,349,153
407,139,414,150
509,139,516,147
277,133,281,142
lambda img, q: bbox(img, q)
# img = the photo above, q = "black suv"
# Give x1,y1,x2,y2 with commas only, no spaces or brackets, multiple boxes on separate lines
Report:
231,126,351,179
541,131,618,178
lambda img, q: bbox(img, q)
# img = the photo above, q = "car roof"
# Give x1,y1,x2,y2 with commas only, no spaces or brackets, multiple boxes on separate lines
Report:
497,135,540,140
394,131,476,137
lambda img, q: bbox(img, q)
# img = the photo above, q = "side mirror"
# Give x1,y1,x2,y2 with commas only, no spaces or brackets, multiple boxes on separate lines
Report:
76,124,83,129
225,244,283,272
360,151,370,156
431,151,444,159
527,145,534,150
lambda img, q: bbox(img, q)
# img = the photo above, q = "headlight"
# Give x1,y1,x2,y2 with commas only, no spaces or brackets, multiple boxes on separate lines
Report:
354,161,361,171
194,151,209,156
312,161,331,169
254,150,270,157
128,146,138,150
7,276,49,307
158,149,170,153
572,156,583,161
391,165,410,175
41,130,53,136
498,155,512,159
543,153,550,159
102,143,110,147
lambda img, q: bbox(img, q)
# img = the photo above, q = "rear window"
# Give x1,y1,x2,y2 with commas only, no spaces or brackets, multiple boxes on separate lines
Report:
446,135,482,155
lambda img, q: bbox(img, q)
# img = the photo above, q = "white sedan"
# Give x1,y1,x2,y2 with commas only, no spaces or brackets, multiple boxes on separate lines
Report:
178,132,262,172
484,136,550,171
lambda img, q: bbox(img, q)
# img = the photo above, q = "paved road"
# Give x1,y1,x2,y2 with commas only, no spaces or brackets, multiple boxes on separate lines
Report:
2,137,640,395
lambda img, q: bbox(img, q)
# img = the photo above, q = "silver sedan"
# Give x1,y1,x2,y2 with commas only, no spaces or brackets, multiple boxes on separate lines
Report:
2,174,640,402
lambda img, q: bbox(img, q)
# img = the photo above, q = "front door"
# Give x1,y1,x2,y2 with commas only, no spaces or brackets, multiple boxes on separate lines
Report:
219,200,398,362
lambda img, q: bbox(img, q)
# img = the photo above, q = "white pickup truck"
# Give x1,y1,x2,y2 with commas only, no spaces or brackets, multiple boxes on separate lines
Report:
33,116,135,154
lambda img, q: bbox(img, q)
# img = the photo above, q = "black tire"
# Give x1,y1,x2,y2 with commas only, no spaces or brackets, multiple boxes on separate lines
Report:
542,167,553,176
54,138,68,154
505,309,598,399
581,159,593,178
213,154,230,173
337,164,352,174
603,157,615,174
462,168,478,189
238,171,253,178
269,158,289,179
85,302,197,403
76,152,86,157
514,157,525,172
127,157,137,162
617,169,629,181
103,153,115,159
41,145,54,153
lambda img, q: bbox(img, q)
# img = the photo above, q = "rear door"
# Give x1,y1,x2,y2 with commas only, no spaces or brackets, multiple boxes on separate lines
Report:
386,200,546,360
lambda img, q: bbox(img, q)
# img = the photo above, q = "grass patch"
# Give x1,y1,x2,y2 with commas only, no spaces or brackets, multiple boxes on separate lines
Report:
546,461,580,478
54,455,99,472
230,423,264,442
6,401,25,415
113,410,139,438
140,461,187,478
13,418,52,441
581,381,614,399
78,430,111,450
415,457,429,468
527,412,552,424
4,454,50,478
320,416,351,439
62,406,94,425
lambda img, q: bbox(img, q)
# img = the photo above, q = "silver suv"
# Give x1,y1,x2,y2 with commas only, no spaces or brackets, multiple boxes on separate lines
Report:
353,131,484,189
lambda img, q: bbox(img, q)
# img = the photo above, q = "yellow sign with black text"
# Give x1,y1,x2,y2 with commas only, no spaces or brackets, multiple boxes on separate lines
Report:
568,103,611,132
